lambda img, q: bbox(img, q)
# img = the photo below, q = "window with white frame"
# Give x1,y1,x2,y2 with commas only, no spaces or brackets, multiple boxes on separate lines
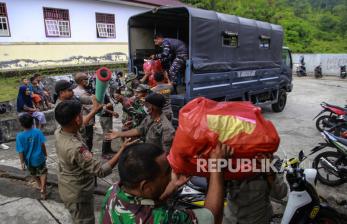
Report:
96,13,115,38
0,3,10,37
43,7,70,37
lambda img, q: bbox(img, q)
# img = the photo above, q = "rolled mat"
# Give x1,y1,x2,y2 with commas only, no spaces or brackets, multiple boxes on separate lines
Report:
95,67,112,103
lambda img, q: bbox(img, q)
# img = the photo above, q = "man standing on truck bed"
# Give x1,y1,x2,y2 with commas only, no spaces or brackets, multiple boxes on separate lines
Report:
151,33,188,90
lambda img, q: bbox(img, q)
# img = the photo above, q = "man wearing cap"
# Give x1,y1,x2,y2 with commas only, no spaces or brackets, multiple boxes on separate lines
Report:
54,79,100,128
114,84,149,132
106,93,175,152
73,73,94,151
130,84,150,126
55,80,75,106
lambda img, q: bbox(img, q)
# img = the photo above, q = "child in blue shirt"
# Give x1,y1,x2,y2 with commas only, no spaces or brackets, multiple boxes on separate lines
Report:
16,113,48,199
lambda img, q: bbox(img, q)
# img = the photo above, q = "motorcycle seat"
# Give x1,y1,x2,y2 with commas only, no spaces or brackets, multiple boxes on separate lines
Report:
187,176,208,193
324,103,347,112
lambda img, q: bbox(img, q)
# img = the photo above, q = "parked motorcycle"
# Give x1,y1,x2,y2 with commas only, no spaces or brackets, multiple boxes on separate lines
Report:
175,153,343,223
281,151,342,223
174,176,209,207
310,131,347,186
340,65,346,79
296,63,307,77
314,64,323,78
314,102,347,135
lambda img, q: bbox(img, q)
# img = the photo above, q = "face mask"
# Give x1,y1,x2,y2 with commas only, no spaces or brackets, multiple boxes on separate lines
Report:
143,106,149,114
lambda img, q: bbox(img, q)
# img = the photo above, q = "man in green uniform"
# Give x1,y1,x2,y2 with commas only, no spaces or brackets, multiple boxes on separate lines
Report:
113,84,149,131
127,84,149,128
106,93,175,152
100,142,231,224
54,100,132,224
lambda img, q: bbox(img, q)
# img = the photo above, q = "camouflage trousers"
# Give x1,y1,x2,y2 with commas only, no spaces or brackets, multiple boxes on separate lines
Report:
169,56,187,84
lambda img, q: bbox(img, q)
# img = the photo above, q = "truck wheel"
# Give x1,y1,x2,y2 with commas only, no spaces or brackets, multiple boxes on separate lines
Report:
271,89,287,112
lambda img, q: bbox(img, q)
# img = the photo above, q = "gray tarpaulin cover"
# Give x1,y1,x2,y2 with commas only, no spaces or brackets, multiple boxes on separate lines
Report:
129,6,283,74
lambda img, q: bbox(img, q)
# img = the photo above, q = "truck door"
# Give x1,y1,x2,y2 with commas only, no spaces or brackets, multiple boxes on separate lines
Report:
281,48,293,92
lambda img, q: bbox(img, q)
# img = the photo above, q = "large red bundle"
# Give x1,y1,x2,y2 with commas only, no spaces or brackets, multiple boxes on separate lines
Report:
167,97,280,180
143,60,162,88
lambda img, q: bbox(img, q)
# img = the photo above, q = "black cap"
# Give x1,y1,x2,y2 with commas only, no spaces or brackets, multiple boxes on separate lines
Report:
145,93,165,109
135,84,150,93
55,80,74,94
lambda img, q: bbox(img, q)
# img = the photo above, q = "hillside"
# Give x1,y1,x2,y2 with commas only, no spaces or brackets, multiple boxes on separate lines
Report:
182,0,347,53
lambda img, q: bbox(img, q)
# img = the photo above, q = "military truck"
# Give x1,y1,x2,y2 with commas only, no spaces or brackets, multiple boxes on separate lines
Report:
128,6,293,125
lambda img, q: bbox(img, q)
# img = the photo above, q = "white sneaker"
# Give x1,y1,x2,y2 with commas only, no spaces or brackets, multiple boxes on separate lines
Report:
0,144,9,150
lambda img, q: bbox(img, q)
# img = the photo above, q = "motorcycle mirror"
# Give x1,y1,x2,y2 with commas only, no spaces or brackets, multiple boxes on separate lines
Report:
299,150,304,161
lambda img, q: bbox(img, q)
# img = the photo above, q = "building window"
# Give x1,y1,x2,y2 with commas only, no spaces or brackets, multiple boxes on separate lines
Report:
222,31,238,48
43,7,70,37
96,13,115,38
259,35,270,49
0,3,10,37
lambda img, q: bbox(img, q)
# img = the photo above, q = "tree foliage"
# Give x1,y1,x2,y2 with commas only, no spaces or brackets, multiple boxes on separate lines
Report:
182,0,347,53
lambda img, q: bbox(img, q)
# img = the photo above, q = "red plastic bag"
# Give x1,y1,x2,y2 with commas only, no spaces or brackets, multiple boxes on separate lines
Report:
143,60,162,88
167,97,280,180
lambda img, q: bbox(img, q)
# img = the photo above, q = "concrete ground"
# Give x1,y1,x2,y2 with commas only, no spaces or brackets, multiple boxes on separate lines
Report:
0,76,346,223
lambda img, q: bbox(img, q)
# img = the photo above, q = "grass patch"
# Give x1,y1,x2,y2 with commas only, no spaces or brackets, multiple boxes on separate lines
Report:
0,63,127,102
0,76,22,102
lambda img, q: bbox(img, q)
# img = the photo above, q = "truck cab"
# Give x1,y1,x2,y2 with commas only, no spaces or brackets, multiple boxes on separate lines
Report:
128,7,293,125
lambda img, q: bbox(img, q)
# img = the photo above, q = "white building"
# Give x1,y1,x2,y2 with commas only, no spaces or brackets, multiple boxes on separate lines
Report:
0,0,183,70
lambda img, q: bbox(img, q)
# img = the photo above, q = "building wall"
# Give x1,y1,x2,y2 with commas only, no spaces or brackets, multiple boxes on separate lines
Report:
292,54,347,76
0,0,150,70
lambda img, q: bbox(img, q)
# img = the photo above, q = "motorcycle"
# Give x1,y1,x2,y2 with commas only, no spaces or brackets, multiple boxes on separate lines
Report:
174,176,209,207
174,153,343,223
314,102,347,135
314,65,323,79
296,63,307,77
281,151,342,223
310,131,347,186
340,65,346,79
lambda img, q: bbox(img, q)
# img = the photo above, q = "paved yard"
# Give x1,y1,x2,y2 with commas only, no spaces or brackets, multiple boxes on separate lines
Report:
262,76,347,212
0,76,346,223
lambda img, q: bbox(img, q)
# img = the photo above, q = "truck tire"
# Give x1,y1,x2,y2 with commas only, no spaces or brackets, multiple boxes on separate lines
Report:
272,89,287,112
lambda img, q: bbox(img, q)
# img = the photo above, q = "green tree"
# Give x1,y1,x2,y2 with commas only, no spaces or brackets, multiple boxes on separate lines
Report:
181,0,347,53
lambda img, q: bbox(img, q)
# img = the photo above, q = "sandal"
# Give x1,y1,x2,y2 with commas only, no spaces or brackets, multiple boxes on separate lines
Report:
40,186,52,200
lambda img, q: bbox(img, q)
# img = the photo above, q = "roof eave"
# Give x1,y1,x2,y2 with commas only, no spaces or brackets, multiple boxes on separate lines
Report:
96,0,156,9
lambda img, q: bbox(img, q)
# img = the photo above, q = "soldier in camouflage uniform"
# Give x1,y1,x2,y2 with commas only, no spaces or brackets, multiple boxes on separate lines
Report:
113,84,149,131
100,143,231,224
152,33,188,87
105,93,174,152
54,100,133,224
